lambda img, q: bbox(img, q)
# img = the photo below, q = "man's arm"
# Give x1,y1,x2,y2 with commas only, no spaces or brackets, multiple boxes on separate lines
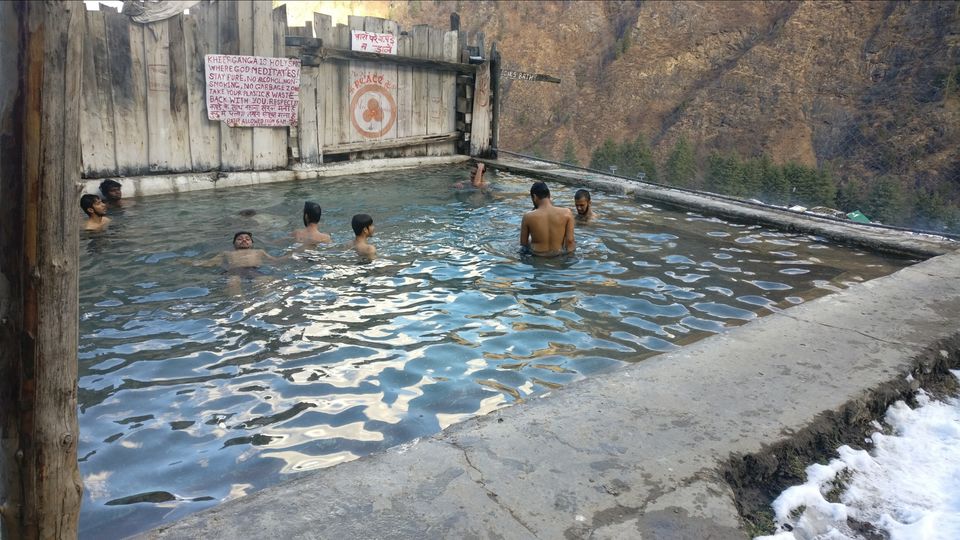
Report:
564,210,576,252
520,214,530,247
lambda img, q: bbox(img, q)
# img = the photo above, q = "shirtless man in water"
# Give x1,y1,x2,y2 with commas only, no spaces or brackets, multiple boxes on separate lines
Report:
197,232,280,292
520,181,575,256
80,194,111,231
293,201,332,244
574,189,596,223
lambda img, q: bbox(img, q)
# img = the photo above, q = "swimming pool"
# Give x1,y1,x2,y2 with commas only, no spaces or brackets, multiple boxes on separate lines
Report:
77,166,911,537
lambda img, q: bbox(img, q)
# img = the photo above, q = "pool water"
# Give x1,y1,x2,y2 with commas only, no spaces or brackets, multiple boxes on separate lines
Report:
77,166,911,537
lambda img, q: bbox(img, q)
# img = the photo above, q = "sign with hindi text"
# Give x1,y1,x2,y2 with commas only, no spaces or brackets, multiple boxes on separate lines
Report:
351,30,397,55
205,54,301,127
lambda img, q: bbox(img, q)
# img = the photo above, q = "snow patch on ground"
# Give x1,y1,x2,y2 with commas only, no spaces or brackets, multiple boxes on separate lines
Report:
757,370,960,540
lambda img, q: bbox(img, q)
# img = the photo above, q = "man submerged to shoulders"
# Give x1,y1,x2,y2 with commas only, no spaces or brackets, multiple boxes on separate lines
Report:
520,181,575,257
293,201,332,244
574,189,597,223
80,194,111,231
350,213,377,260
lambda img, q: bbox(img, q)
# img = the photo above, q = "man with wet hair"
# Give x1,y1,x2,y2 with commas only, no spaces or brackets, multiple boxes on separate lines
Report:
574,189,595,223
293,201,332,244
196,232,281,292
99,179,127,207
521,181,575,256
80,193,111,231
350,214,377,260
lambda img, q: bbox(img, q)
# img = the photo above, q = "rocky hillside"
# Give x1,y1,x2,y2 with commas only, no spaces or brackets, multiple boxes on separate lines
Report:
386,1,959,220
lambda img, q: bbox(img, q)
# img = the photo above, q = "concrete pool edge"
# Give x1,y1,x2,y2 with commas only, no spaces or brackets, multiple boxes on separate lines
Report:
141,248,960,538
79,155,470,198
479,157,957,259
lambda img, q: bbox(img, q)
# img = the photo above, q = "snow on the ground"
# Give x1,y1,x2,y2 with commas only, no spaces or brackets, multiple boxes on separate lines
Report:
757,370,960,540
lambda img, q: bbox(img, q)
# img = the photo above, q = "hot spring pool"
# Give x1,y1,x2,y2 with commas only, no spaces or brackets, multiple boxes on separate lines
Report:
77,165,911,537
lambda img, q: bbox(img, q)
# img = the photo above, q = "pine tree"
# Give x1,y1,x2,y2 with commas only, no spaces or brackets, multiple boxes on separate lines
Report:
665,137,696,187
707,153,744,196
864,176,908,224
758,156,789,205
563,140,580,166
590,138,619,172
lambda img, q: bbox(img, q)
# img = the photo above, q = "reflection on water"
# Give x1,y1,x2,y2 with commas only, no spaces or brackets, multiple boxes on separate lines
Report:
77,166,912,537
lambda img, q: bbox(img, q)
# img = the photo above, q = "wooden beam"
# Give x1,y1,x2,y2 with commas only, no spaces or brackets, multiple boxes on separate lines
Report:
293,43,477,73
490,42,502,157
1,1,83,537
323,132,460,155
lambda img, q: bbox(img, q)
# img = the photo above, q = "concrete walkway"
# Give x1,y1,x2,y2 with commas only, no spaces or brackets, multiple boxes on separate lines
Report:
146,248,960,538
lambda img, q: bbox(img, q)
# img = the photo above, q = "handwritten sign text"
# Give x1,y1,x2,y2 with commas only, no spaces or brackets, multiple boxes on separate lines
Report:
205,54,301,127
351,30,397,55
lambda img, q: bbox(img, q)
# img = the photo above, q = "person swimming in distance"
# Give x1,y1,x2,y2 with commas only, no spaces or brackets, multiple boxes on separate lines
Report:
80,194,111,231
520,181,575,257
350,214,377,260
574,189,596,223
453,162,489,190
293,201,332,244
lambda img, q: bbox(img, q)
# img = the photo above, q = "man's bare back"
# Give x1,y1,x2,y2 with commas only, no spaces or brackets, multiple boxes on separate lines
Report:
521,182,575,257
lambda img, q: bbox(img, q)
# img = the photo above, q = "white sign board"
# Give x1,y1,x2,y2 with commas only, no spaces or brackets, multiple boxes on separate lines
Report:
205,54,301,127
350,30,397,55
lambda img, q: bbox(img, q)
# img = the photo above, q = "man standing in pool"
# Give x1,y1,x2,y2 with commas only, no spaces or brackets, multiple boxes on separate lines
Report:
521,181,575,256
574,189,596,223
351,214,377,260
293,202,332,244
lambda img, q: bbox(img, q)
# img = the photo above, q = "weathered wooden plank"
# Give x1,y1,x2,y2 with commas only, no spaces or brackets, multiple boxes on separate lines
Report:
218,0,253,171
396,34,413,142
21,2,85,535
324,131,459,155
80,10,117,177
470,61,491,156
426,28,445,156
436,29,458,155
315,12,335,157
183,2,220,171
273,4,290,167
358,16,396,158
167,14,193,171
336,23,352,147
346,15,366,145
408,25,430,157
490,41,502,157
144,21,173,171
296,46,476,73
251,0,284,170
298,68,321,164
104,11,148,175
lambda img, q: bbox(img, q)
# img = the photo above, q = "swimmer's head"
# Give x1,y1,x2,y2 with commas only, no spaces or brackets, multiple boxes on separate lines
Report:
574,189,591,215
233,231,253,249
303,202,322,226
530,181,550,208
80,194,106,217
351,214,373,237
99,179,122,202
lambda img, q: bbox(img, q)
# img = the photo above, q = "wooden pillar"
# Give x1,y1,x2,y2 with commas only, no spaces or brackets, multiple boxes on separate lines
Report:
0,1,84,538
489,41,501,158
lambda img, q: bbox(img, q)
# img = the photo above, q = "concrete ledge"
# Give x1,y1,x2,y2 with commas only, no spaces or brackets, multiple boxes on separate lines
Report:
144,249,960,539
481,157,957,259
80,155,470,198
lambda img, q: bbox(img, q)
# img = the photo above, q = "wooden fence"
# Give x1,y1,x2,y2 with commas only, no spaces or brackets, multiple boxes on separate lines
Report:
79,1,492,179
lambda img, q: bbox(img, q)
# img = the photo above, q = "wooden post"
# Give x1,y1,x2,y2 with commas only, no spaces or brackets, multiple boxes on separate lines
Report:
0,1,84,538
489,41,501,158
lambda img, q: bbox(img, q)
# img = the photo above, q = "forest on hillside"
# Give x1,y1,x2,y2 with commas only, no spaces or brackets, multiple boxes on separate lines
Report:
377,0,960,234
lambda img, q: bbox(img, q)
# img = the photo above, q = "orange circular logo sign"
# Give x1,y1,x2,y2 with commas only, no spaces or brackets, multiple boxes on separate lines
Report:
350,84,397,138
